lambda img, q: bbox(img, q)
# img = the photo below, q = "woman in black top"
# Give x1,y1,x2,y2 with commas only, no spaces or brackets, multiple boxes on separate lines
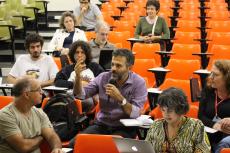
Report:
198,60,230,152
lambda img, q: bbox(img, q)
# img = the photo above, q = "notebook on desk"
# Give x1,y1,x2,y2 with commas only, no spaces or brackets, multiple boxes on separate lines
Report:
113,137,155,153
99,49,114,71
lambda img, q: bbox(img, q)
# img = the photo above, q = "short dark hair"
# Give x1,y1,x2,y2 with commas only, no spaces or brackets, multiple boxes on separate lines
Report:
24,33,44,50
59,11,76,29
112,48,135,66
69,40,92,65
158,87,189,115
12,78,32,97
146,0,160,11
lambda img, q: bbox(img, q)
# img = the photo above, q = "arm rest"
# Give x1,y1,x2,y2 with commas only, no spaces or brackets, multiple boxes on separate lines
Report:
194,69,211,75
148,67,171,73
147,88,162,94
192,52,213,56
193,38,211,42
155,51,175,55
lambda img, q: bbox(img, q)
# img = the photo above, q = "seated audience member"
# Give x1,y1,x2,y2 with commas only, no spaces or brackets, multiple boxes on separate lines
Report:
54,40,104,112
146,87,211,153
198,60,230,152
48,11,87,56
89,21,115,63
69,49,148,147
134,0,170,50
7,33,58,87
0,78,63,153
74,0,103,31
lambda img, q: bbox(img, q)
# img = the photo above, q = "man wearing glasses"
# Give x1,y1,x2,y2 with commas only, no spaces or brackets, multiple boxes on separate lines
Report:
7,33,58,87
89,21,115,63
0,78,64,153
74,0,103,31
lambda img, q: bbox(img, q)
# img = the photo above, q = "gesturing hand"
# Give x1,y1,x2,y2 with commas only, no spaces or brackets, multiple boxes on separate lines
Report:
105,83,124,102
74,58,86,76
219,118,230,134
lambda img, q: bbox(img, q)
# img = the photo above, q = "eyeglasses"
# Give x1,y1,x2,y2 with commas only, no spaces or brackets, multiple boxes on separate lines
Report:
28,87,43,93
210,71,221,78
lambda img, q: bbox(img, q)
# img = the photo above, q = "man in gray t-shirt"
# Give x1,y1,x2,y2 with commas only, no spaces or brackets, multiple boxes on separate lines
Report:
74,0,103,30
0,78,63,153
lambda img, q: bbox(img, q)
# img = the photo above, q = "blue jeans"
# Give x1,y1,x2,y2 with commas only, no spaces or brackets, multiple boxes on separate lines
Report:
214,136,230,153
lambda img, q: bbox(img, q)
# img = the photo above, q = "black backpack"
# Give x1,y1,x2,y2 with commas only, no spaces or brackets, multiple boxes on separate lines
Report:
43,93,81,141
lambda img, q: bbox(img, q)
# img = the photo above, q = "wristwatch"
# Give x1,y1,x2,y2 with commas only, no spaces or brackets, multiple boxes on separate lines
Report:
121,98,127,106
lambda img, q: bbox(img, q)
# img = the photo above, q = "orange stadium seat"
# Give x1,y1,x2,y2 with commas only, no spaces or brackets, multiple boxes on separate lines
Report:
171,43,200,60
132,43,161,65
132,59,157,87
0,96,13,109
220,148,230,153
108,31,131,49
149,104,199,119
74,134,120,153
173,31,201,44
166,59,201,80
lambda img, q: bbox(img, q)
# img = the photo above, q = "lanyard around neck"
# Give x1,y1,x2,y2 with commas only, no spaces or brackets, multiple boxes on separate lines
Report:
215,91,228,116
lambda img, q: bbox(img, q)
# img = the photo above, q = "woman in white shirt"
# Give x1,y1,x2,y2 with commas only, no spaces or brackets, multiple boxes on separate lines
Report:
48,11,87,56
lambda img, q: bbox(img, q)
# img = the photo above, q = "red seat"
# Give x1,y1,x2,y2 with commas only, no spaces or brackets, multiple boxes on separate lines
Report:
0,96,14,109
74,134,121,153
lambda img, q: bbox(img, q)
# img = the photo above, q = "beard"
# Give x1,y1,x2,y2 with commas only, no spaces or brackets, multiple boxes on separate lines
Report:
31,51,41,59
112,71,122,81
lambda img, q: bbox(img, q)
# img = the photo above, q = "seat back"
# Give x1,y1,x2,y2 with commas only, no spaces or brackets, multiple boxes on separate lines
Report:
108,31,131,49
132,59,157,87
166,59,200,80
74,134,120,153
53,57,62,70
220,148,230,153
171,43,200,60
160,78,193,103
132,43,161,65
173,31,200,44
149,104,198,119
0,96,14,109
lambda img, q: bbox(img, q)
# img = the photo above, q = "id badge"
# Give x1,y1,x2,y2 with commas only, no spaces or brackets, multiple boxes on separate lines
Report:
212,116,221,122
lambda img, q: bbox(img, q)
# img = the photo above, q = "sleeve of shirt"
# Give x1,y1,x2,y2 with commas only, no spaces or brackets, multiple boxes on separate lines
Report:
0,111,21,139
36,108,53,129
92,4,102,17
198,88,216,128
130,77,148,118
48,56,59,79
193,120,211,152
48,29,59,50
161,17,170,39
134,18,142,38
9,56,22,78
82,73,102,99
54,67,74,89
